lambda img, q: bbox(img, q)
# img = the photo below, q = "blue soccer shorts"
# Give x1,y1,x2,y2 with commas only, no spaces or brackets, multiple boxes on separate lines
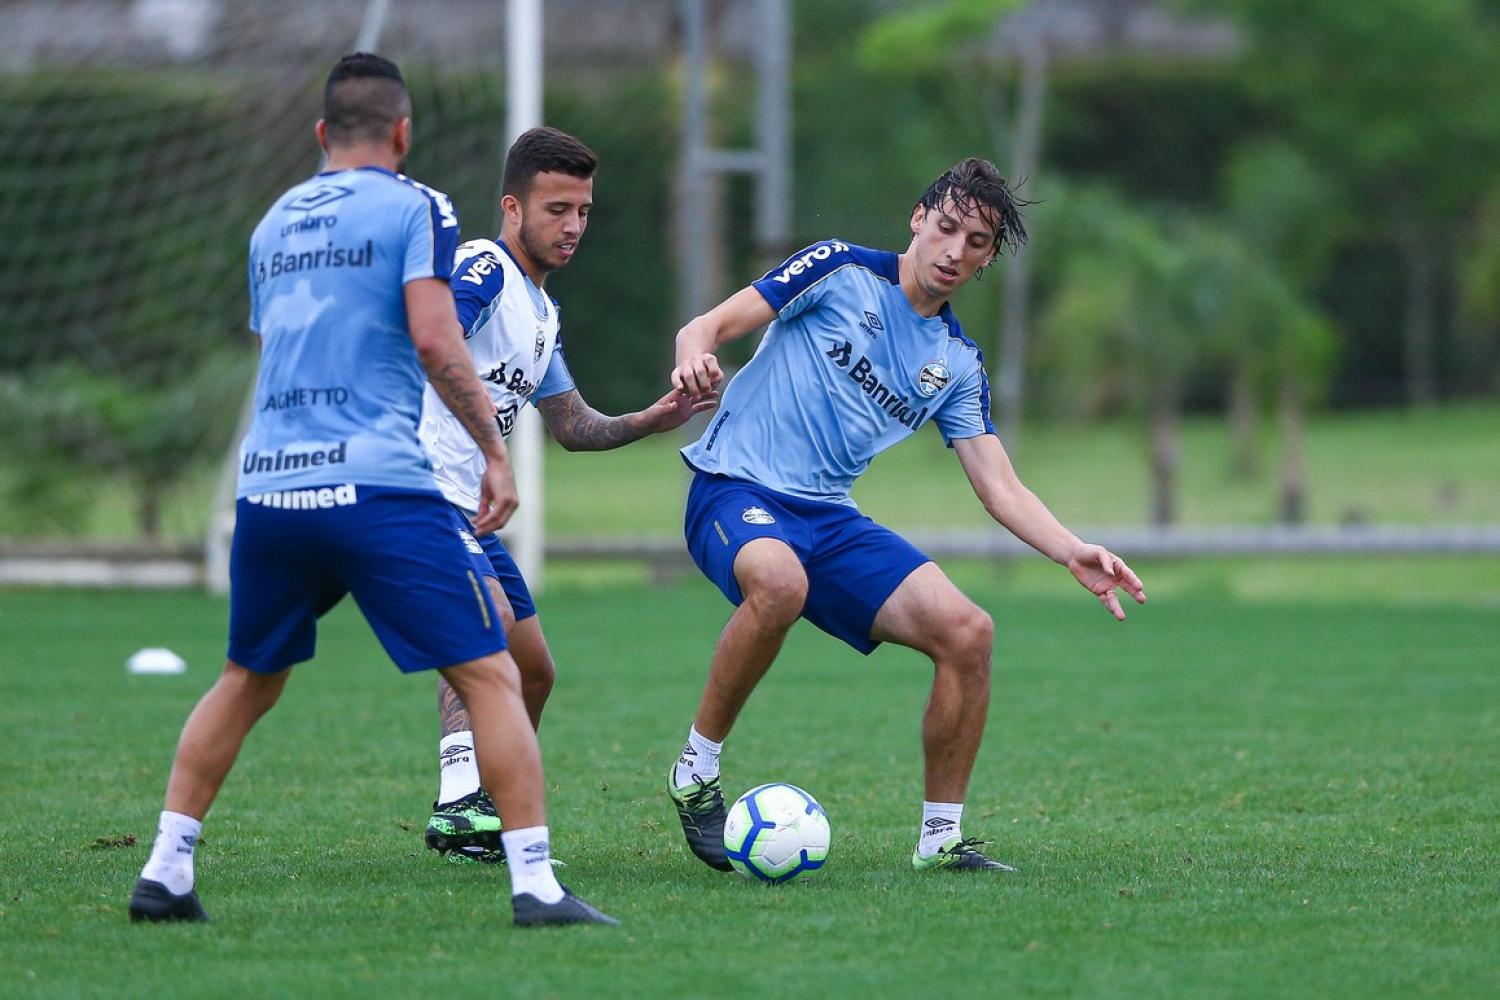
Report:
450,503,537,622
683,470,931,654
228,486,505,674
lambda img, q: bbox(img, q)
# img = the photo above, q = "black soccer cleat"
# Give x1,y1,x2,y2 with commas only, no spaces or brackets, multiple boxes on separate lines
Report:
512,888,619,928
128,878,210,923
666,771,734,872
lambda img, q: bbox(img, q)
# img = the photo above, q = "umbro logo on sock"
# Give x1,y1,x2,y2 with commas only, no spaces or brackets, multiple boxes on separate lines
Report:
678,746,697,766
440,745,474,768
522,842,549,866
924,818,956,831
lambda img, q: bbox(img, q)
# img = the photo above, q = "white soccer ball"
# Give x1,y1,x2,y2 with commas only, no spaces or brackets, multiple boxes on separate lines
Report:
723,782,830,883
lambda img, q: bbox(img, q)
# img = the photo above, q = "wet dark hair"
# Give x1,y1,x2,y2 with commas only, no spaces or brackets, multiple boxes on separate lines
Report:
916,157,1029,255
322,52,410,146
502,126,598,199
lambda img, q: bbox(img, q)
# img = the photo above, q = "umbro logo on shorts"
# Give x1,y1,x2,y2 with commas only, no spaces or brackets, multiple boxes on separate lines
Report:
458,529,485,555
742,507,776,525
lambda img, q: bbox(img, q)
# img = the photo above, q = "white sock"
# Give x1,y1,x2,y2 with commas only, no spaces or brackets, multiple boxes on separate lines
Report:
917,801,963,858
502,826,564,903
139,810,202,895
672,725,722,788
438,731,482,806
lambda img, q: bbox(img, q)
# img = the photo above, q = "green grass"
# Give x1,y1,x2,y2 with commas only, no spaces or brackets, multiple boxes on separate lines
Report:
1,576,1496,997
4,401,1498,542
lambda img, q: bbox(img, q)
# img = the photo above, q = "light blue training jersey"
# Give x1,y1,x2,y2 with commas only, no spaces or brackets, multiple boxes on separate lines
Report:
239,166,460,498
681,239,995,505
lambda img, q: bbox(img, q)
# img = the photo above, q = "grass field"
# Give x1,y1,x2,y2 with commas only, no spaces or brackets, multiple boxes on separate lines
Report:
4,401,1497,542
2,574,1497,997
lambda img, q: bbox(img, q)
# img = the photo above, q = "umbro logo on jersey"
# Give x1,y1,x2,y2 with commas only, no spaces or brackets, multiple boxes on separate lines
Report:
534,328,545,361
860,311,884,338
742,507,776,525
826,340,853,368
495,402,519,437
918,361,951,397
287,184,354,212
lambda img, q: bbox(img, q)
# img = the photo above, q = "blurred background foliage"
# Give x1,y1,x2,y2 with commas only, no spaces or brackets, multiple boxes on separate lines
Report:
0,0,1497,539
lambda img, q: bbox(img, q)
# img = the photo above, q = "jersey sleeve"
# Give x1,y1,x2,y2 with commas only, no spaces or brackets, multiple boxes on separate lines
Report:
401,184,461,284
449,243,507,336
751,239,860,322
931,360,997,446
534,333,577,401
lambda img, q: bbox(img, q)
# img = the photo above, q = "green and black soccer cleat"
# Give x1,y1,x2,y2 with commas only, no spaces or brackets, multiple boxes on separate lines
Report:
128,878,210,922
911,836,1017,873
667,771,734,872
425,789,504,861
512,887,619,928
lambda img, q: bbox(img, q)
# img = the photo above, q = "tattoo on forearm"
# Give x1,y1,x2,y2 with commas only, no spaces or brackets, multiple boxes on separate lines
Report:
537,390,641,451
438,678,471,737
429,348,502,450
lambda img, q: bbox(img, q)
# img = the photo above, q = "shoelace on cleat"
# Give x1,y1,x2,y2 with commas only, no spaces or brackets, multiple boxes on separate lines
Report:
675,776,724,816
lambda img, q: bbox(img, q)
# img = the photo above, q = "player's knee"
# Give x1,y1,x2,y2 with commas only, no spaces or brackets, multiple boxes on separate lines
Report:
520,652,556,700
741,570,808,627
445,655,523,706
223,661,287,716
940,604,994,671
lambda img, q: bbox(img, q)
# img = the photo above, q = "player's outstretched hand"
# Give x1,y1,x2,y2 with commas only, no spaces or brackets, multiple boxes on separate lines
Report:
1066,544,1147,621
671,352,723,397
640,387,719,434
474,458,519,535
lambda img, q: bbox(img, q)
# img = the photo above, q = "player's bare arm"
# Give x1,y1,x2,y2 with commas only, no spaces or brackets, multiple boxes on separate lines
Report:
952,433,1147,621
672,286,777,395
536,387,718,451
406,277,517,533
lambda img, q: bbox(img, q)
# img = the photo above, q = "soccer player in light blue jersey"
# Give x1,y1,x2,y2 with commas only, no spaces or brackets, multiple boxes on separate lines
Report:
128,54,613,928
667,158,1147,873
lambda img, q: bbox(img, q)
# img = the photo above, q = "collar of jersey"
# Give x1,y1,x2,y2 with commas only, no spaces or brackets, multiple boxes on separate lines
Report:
315,165,399,179
494,238,552,321
874,248,963,339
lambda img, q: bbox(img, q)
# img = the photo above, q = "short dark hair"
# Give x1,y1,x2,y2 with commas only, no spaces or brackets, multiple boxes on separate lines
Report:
322,52,411,146
916,157,1028,255
502,127,598,199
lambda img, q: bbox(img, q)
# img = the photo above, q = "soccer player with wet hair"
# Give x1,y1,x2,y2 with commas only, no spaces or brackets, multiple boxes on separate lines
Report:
667,157,1147,873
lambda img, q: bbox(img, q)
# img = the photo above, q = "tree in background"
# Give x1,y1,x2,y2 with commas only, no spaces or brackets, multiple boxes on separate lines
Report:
1036,186,1204,525
1219,138,1339,480
1205,0,1500,406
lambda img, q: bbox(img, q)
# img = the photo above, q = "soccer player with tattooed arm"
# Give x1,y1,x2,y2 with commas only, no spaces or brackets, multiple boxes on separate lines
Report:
415,126,716,864
128,53,612,928
664,157,1147,874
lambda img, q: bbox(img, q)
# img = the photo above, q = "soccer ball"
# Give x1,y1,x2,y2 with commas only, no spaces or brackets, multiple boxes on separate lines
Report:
723,782,830,883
